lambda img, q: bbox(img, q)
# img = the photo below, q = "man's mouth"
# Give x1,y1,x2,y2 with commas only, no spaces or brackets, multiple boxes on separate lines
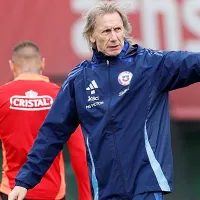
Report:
108,45,119,49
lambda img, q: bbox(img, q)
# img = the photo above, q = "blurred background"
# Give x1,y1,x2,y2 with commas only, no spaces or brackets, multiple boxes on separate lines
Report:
1,0,200,199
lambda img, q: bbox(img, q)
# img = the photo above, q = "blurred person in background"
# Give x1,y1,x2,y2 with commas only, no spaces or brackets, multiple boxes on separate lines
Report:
0,41,91,200
8,1,200,200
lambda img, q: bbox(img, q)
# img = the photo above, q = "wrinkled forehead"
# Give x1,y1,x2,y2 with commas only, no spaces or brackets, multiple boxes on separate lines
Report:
94,12,123,31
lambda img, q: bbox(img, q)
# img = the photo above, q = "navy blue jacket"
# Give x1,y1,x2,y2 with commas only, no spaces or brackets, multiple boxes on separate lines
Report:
15,41,200,199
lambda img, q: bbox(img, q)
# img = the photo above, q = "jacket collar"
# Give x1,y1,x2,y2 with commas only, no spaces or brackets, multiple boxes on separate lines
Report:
91,40,138,64
14,73,49,82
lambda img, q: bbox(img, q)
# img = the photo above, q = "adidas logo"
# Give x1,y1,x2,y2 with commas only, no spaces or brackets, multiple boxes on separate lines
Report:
86,80,98,94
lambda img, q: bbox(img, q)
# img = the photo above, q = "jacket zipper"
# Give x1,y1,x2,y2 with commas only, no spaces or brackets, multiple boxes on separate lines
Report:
107,60,127,198
107,60,112,123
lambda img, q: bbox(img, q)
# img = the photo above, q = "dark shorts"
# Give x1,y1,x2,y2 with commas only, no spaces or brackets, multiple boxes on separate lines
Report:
133,192,164,200
0,192,66,200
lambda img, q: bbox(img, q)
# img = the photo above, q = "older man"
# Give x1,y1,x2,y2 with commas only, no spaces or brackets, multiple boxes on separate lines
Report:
9,1,200,200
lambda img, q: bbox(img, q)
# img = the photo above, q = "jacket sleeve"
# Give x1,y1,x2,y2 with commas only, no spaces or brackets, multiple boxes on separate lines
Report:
145,49,200,92
67,126,92,200
15,69,80,189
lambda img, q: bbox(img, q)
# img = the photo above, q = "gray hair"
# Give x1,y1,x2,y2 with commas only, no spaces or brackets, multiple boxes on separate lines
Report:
82,1,133,49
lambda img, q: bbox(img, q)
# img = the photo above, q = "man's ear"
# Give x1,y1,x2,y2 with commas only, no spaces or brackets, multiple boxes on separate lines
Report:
9,60,15,73
90,35,96,43
9,60,18,78
40,58,45,72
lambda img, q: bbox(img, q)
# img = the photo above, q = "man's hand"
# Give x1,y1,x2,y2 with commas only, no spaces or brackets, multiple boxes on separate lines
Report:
8,186,27,200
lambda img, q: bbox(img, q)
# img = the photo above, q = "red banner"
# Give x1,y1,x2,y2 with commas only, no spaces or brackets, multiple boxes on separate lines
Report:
1,0,200,119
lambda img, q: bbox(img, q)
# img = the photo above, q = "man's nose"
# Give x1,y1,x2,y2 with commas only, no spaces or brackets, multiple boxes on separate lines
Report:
110,30,118,41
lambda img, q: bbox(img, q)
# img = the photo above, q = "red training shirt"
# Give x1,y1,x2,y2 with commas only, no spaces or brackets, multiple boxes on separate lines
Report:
0,74,91,200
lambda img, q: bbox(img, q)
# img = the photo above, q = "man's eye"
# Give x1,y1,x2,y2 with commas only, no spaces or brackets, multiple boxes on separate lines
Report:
115,27,121,31
103,29,111,33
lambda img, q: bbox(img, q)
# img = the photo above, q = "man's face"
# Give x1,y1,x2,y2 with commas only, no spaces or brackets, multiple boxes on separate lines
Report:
90,12,125,56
